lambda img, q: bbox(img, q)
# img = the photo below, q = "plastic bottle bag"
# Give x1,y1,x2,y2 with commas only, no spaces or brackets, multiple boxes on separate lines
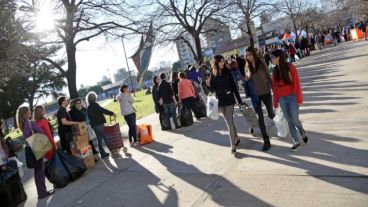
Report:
45,151,70,188
57,149,86,181
273,108,289,137
206,96,219,120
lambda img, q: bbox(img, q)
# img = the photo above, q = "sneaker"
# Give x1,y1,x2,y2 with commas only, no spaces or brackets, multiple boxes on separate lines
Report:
101,153,110,158
303,135,309,144
291,143,301,152
262,141,271,152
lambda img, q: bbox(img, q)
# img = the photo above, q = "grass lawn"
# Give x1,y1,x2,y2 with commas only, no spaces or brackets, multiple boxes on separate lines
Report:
104,91,155,125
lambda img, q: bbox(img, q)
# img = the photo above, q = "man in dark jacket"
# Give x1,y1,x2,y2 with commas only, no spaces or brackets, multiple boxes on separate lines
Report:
158,73,180,130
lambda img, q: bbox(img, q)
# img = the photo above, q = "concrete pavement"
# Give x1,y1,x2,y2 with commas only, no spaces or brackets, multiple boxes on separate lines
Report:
19,41,368,207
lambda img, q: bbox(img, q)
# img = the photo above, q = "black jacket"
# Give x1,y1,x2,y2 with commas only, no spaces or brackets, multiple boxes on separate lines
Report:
87,102,114,127
69,107,87,122
158,80,174,104
209,68,242,107
152,85,161,113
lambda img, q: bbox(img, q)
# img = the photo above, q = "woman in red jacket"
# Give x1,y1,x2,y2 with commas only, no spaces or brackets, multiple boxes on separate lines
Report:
34,105,57,160
271,49,308,152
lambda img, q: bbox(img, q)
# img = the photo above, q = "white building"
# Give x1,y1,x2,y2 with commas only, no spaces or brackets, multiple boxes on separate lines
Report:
203,18,232,51
176,33,197,69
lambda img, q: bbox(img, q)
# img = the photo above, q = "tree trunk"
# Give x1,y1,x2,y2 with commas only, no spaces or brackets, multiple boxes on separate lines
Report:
247,21,255,48
66,41,78,99
29,92,35,113
193,33,203,62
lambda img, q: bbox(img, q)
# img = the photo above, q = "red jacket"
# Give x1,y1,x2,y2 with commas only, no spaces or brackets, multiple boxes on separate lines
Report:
37,118,57,160
272,63,303,108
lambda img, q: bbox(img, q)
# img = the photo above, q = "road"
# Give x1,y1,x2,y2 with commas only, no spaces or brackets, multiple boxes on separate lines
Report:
19,41,368,207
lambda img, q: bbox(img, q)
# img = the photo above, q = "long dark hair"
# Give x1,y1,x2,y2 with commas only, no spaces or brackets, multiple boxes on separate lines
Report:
0,121,4,139
245,46,264,74
212,55,229,76
153,76,159,87
271,49,292,84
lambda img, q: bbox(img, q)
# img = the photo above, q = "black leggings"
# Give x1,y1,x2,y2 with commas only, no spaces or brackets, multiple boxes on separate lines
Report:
59,132,72,154
255,93,275,142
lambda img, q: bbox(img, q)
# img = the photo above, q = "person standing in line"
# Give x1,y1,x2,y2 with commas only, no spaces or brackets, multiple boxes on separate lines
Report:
116,85,138,147
288,42,297,62
86,92,116,158
229,55,242,88
198,60,210,96
158,73,180,130
171,72,180,103
152,76,166,130
34,105,57,161
16,106,54,199
358,21,367,40
271,49,309,152
69,99,98,155
207,55,243,154
188,65,201,85
56,96,78,154
178,72,198,118
244,46,275,152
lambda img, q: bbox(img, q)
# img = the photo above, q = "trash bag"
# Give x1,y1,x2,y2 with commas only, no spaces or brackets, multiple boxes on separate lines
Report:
45,152,70,188
0,168,27,207
206,96,219,120
273,108,289,137
57,149,86,181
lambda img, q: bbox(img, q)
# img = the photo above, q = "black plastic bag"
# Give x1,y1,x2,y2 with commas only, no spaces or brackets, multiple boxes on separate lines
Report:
45,151,70,188
57,149,86,181
0,168,27,207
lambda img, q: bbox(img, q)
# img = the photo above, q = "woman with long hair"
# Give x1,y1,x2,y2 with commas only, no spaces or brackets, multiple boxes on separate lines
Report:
16,106,54,199
244,46,275,151
34,105,57,160
271,49,308,152
208,55,243,153
116,85,138,147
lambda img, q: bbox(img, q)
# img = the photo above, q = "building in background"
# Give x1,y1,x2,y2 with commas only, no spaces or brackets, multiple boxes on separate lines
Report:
203,18,232,52
176,32,197,69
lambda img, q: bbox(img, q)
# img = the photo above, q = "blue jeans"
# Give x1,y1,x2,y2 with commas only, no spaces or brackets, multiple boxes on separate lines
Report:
124,113,137,143
92,124,109,156
163,103,179,129
279,95,306,144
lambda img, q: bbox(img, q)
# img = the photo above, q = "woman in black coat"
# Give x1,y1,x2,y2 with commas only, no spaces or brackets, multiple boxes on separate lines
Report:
207,55,243,153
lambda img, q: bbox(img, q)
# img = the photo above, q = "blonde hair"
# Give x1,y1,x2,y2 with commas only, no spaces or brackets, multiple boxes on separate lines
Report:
34,105,46,122
16,106,30,132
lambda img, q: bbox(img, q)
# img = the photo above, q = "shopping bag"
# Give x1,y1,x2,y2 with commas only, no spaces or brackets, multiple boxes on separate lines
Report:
240,104,259,128
274,108,289,137
57,149,86,181
8,157,24,178
26,121,52,160
87,125,96,140
104,116,125,154
193,97,207,118
206,96,219,120
137,125,153,145
45,152,70,188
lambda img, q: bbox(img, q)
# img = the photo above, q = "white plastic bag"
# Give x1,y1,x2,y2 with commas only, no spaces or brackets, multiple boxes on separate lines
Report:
206,96,219,120
273,108,289,137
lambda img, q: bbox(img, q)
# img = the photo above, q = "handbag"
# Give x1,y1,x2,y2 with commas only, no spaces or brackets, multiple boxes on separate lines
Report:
24,145,42,169
26,121,52,160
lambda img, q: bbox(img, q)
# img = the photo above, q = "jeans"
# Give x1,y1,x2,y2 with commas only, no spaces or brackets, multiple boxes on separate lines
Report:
163,103,179,129
242,80,251,97
124,113,137,143
254,93,275,142
92,124,109,156
219,105,239,150
279,95,306,144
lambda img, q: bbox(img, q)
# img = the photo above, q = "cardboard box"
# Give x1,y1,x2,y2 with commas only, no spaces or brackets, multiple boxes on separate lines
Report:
83,155,95,168
74,134,89,149
72,122,88,136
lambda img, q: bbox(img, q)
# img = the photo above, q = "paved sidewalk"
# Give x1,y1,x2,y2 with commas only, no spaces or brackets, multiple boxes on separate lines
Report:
19,41,368,207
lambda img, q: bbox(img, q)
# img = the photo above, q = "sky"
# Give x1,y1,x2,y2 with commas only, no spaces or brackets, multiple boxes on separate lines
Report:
75,36,179,88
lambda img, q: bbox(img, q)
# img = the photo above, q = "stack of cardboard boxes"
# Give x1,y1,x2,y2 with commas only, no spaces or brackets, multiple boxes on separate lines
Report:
71,122,95,168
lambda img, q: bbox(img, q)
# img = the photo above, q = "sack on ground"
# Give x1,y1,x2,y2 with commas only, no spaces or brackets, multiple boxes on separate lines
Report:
57,149,86,181
137,125,153,145
0,167,27,207
45,152,70,188
206,96,219,120
274,108,289,137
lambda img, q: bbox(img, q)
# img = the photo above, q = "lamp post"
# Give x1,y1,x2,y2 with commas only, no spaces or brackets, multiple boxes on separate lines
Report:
121,35,136,97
